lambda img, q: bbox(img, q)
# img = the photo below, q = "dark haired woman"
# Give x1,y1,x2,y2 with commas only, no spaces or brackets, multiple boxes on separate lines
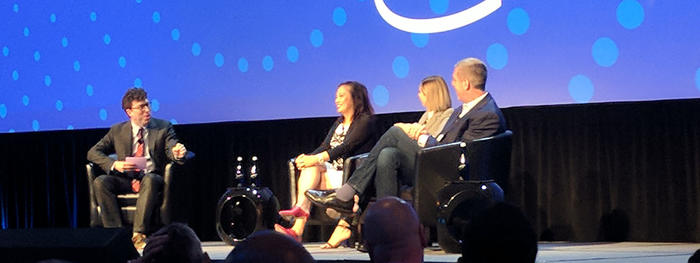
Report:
276,81,375,248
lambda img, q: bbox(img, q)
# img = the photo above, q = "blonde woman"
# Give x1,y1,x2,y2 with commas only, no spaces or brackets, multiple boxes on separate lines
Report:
415,75,454,137
376,75,453,197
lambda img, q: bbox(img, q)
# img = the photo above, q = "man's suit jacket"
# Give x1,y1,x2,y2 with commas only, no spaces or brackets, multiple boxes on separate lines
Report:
425,94,506,147
87,118,181,175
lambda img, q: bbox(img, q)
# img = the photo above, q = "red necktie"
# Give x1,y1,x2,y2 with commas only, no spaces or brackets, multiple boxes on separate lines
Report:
131,128,144,193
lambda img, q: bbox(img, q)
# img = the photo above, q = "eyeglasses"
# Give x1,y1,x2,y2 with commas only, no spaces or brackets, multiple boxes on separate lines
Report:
131,102,150,110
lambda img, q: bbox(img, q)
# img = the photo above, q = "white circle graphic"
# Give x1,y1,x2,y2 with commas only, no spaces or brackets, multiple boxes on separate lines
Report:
374,0,502,33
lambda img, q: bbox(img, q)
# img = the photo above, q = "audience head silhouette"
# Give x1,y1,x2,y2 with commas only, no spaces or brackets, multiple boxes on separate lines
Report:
224,230,315,263
132,223,209,263
362,196,424,263
459,202,537,263
688,249,700,263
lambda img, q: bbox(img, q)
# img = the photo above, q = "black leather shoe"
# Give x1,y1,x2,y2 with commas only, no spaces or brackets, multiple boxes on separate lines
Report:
305,189,354,215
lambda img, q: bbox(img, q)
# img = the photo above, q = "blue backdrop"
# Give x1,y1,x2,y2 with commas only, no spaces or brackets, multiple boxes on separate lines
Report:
1,0,699,133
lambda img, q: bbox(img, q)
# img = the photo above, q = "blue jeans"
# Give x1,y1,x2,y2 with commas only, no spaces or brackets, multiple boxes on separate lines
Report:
346,126,420,198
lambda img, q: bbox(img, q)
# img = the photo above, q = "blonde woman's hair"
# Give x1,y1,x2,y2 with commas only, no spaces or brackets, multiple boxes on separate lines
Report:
419,75,452,112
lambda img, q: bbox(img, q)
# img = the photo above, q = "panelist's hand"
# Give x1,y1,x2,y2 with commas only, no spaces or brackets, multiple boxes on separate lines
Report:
395,123,425,140
409,124,427,140
394,123,410,134
296,155,317,168
172,143,187,159
114,161,138,173
294,154,307,167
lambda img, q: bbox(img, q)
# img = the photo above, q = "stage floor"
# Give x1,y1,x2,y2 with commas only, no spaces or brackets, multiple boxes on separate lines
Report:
198,241,699,263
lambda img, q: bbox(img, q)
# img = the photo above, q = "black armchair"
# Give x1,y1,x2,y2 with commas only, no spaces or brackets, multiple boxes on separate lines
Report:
87,152,195,227
414,130,513,226
341,130,513,227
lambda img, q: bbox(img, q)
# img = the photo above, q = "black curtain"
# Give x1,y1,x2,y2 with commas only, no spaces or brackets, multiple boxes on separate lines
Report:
1,99,699,242
504,98,700,242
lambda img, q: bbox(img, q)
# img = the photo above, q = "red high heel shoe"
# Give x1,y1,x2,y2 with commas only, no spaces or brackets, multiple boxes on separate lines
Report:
274,224,301,243
279,206,309,218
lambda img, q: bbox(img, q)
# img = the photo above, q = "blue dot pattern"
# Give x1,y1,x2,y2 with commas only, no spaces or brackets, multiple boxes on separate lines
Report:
0,1,697,132
392,56,409,78
171,29,180,40
152,11,161,23
0,104,7,119
411,33,429,48
486,43,508,70
310,30,323,47
592,37,618,67
104,34,111,45
99,109,108,120
696,68,700,92
568,74,594,103
151,99,160,112
617,0,644,29
333,7,347,26
214,53,224,67
32,120,40,131
429,0,449,15
372,85,390,107
191,43,201,56
238,58,249,72
507,8,530,35
22,95,29,106
287,46,299,63
262,56,274,71
55,100,64,111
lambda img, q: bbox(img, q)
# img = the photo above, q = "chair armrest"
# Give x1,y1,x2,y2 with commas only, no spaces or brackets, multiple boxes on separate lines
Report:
287,158,298,208
415,141,463,181
86,163,102,227
413,141,464,226
161,163,174,224
161,151,195,224
342,153,368,183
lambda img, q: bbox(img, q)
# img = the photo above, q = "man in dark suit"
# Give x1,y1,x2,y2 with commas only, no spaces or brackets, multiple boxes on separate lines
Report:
306,58,506,213
87,88,187,249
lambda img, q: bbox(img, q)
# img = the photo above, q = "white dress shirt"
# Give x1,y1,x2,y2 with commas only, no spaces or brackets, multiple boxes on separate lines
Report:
131,122,154,173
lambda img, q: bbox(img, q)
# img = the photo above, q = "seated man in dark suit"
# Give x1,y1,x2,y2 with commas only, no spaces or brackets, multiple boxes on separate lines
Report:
306,57,506,213
87,87,187,249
